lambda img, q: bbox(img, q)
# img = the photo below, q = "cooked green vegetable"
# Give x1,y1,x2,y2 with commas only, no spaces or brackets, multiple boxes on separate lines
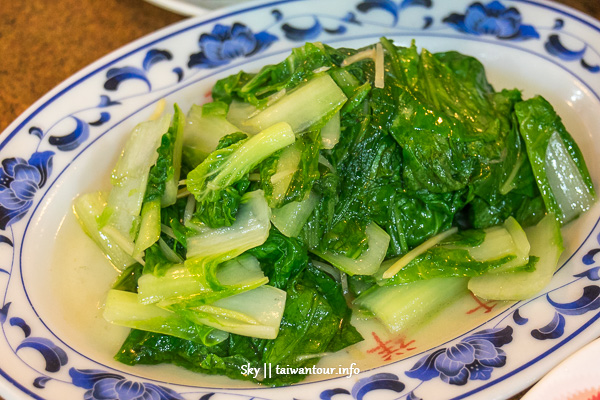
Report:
183,101,247,167
167,285,286,339
187,122,295,228
515,96,595,224
103,289,228,345
259,129,321,209
312,222,390,276
74,38,595,387
379,216,531,285
115,264,361,386
137,253,269,306
468,213,563,300
270,191,320,238
242,74,347,133
145,105,185,207
354,277,469,334
73,191,136,270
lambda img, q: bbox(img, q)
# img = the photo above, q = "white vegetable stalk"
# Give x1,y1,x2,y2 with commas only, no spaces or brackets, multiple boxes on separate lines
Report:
271,191,320,238
354,277,468,334
177,285,287,339
72,191,136,270
101,114,171,247
187,190,271,260
545,131,595,223
103,289,229,345
137,254,268,305
313,222,390,276
244,75,347,133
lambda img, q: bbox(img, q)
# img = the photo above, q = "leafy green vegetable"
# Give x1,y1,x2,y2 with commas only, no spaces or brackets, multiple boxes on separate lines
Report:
193,177,251,229
100,114,171,246
515,96,595,224
213,42,336,107
381,217,529,284
354,277,469,334
242,74,347,134
138,191,271,306
145,105,185,206
104,289,228,345
469,213,564,299
183,102,247,168
169,285,287,339
142,243,176,277
73,191,136,270
313,222,390,276
111,263,143,293
246,227,308,289
137,254,268,306
259,129,321,209
381,246,511,285
186,190,271,265
75,38,596,387
187,122,295,228
133,199,161,258
299,163,340,251
270,191,320,238
260,265,362,368
115,264,362,386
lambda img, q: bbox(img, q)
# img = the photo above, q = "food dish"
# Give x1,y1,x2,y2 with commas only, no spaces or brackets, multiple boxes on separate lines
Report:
1,0,600,399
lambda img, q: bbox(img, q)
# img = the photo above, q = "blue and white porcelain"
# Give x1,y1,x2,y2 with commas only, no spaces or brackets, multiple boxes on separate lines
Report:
1,1,600,399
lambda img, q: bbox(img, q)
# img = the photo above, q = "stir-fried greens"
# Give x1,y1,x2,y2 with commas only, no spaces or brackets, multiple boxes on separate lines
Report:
73,38,595,386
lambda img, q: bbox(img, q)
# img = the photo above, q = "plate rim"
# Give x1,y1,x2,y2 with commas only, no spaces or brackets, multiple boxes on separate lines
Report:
2,1,600,399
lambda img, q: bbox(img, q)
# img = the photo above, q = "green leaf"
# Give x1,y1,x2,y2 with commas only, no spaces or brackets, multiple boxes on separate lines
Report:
143,243,176,277
247,227,308,289
229,42,336,107
515,96,595,224
187,122,295,228
383,246,511,285
145,105,184,205
259,129,321,209
112,263,143,293
114,265,362,386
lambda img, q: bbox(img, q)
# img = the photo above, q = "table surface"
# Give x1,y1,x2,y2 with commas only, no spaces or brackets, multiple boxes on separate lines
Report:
0,0,599,399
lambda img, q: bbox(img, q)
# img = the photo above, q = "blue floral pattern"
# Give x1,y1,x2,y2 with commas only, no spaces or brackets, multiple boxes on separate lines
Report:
188,23,277,69
545,33,600,73
443,1,539,40
0,151,53,230
406,326,512,385
355,0,433,28
70,369,183,400
105,49,182,92
16,337,68,373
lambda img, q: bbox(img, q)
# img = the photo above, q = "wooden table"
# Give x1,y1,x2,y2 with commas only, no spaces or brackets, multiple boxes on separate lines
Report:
0,0,599,399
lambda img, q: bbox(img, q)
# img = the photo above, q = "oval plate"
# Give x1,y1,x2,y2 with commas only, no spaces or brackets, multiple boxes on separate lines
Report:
144,0,253,16
1,1,600,399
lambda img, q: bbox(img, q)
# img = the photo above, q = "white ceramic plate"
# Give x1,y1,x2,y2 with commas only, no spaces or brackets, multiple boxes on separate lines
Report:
145,0,251,16
1,1,600,399
522,337,600,400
